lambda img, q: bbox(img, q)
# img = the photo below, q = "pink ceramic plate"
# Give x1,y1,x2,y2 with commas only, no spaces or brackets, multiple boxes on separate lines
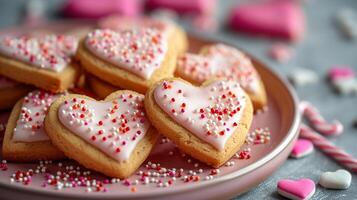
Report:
0,21,300,200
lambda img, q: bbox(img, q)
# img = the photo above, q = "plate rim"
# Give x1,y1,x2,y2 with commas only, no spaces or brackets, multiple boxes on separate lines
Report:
0,21,301,199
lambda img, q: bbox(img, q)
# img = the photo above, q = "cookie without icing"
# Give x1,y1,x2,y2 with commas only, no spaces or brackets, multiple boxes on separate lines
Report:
2,90,65,161
44,90,159,178
0,76,32,110
76,29,177,94
175,44,267,110
0,35,81,92
86,73,119,99
145,78,253,167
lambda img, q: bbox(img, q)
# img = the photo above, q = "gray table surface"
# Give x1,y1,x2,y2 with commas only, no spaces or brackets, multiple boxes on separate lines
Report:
0,0,356,199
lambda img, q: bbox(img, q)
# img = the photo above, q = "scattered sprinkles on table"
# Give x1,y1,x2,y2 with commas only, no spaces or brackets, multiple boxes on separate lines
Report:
176,44,261,94
2,123,272,192
13,90,62,142
0,35,78,72
154,79,247,150
58,93,150,161
85,29,168,80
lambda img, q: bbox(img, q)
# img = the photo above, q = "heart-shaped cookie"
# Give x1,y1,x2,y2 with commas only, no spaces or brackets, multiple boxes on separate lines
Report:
229,0,305,41
45,90,159,178
319,169,352,190
176,43,267,109
145,78,253,167
76,29,177,94
277,178,315,200
290,139,314,158
2,90,65,161
0,35,80,92
98,15,188,55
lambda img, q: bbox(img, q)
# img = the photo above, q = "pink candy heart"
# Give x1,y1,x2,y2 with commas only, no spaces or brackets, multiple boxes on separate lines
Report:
277,178,315,200
290,139,314,158
328,66,355,81
229,0,305,41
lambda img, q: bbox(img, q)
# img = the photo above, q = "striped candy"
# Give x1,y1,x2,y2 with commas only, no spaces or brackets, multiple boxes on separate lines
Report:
299,124,357,173
300,101,343,136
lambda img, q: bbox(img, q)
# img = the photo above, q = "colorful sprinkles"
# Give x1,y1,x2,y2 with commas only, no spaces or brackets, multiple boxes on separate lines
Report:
0,35,77,72
13,90,61,142
246,127,271,145
85,29,167,80
58,93,149,161
2,123,271,192
176,44,260,94
154,80,247,150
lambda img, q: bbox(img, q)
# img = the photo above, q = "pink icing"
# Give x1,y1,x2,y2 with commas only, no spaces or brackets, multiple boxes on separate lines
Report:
154,79,247,150
328,66,355,81
0,76,18,89
0,35,78,72
277,178,315,200
58,93,149,161
290,139,314,158
177,44,260,94
12,90,61,142
85,29,167,80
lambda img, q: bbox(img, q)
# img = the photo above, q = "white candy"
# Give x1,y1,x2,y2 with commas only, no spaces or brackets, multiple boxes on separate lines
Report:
336,8,357,40
332,78,357,95
319,169,352,189
288,68,319,86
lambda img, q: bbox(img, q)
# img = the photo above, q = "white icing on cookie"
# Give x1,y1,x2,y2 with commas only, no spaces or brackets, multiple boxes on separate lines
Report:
58,93,149,161
12,90,61,142
0,35,78,72
85,29,168,80
154,80,247,150
177,44,261,94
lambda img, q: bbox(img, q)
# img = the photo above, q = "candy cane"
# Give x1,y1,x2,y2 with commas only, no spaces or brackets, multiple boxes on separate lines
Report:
300,101,343,136
299,124,357,173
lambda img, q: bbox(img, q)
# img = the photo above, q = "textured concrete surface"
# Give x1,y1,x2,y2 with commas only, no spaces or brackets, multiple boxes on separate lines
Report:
0,0,356,199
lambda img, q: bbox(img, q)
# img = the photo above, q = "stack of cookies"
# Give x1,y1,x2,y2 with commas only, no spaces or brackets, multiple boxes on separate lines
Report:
0,16,267,178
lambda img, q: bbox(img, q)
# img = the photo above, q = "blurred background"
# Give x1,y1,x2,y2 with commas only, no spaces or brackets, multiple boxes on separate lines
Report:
0,0,356,199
